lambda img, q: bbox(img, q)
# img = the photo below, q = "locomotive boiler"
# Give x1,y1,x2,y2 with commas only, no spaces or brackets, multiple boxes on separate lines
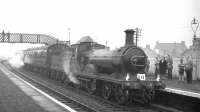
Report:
22,29,166,105
88,30,147,75
69,29,165,104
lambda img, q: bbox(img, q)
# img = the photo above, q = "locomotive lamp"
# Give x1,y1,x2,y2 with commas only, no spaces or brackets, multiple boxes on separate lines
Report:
191,18,199,40
125,73,130,81
137,73,146,81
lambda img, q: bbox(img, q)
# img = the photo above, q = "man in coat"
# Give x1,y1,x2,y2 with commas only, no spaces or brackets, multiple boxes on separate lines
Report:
185,56,193,84
167,55,173,79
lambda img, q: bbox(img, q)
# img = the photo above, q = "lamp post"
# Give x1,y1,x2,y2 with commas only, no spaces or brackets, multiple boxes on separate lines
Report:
68,28,70,46
191,18,199,81
191,18,199,40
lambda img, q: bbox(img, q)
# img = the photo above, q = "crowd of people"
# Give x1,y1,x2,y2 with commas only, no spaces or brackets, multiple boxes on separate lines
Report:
154,55,173,81
154,55,193,84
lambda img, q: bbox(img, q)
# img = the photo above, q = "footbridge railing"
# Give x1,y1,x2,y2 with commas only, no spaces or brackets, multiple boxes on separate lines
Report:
0,31,63,45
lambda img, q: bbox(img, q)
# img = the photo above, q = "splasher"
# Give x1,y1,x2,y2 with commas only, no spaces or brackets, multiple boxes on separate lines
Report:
8,52,24,68
62,52,79,84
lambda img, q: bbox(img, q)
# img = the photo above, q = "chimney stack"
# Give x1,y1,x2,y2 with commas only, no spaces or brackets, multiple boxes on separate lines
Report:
124,29,135,46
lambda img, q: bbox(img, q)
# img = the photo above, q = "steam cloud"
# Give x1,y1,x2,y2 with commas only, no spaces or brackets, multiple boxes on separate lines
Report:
8,52,24,68
62,52,79,84
90,49,113,57
62,49,116,84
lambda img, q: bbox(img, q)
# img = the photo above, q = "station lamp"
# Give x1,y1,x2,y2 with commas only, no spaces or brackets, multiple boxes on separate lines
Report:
191,18,199,40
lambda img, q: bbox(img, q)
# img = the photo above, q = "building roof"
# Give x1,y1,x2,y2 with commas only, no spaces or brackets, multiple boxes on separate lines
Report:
154,41,188,57
76,36,94,44
24,46,48,51
154,41,187,50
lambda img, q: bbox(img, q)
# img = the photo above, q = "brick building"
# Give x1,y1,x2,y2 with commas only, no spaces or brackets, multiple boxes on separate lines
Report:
154,41,187,57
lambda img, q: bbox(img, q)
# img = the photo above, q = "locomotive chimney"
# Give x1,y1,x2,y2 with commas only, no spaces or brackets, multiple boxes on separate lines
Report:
124,29,135,46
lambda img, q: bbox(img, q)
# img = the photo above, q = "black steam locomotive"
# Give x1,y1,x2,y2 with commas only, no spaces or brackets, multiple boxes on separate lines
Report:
23,29,165,105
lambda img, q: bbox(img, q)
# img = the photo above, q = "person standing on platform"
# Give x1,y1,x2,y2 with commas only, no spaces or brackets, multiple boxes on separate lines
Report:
159,56,167,76
185,56,193,84
167,55,173,79
178,58,184,82
155,57,160,80
163,57,168,74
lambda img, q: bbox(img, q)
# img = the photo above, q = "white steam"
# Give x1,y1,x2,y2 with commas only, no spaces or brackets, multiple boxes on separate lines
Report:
8,52,24,68
62,52,79,84
90,49,113,57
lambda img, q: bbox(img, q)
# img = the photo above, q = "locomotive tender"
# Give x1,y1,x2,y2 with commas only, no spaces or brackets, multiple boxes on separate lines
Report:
23,29,165,105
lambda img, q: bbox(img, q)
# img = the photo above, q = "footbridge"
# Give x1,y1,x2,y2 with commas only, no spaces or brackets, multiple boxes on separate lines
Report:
0,30,68,45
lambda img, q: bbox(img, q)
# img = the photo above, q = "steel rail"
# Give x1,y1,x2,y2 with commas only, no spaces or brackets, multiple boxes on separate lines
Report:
2,60,181,112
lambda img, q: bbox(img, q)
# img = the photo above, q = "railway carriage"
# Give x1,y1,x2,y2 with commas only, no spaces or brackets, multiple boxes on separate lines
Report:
23,46,48,71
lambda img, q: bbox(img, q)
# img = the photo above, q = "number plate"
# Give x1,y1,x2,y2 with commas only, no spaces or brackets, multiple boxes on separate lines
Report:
137,74,146,80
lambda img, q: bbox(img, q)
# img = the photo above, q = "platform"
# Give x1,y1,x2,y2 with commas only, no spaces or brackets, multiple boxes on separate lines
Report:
162,77,200,99
0,63,75,112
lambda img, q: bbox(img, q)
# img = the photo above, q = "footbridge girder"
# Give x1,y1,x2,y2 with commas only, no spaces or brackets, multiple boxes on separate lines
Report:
0,31,67,45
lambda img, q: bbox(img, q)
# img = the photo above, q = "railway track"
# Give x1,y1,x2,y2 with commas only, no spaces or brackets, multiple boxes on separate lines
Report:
1,61,97,112
2,60,180,112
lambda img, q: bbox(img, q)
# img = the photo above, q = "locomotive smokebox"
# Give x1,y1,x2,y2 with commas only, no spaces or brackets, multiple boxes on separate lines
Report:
124,29,135,46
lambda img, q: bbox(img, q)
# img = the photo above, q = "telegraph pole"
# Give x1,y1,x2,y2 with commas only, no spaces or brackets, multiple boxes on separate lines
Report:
68,28,71,46
135,27,142,47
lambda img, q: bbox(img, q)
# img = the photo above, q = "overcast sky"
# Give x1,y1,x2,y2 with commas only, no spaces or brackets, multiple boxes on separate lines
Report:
0,0,199,56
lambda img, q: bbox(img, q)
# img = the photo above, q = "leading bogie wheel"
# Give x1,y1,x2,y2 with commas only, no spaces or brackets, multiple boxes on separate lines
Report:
141,88,152,104
115,86,129,105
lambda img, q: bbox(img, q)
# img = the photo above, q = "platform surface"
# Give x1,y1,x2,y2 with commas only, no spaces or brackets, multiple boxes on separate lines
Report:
0,63,73,112
162,76,200,98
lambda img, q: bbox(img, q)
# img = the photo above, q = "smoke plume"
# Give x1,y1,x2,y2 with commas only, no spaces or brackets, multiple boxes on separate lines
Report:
90,49,113,57
8,52,24,68
62,52,79,84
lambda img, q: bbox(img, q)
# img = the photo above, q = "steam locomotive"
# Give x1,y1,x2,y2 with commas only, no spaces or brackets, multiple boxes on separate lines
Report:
23,29,165,105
